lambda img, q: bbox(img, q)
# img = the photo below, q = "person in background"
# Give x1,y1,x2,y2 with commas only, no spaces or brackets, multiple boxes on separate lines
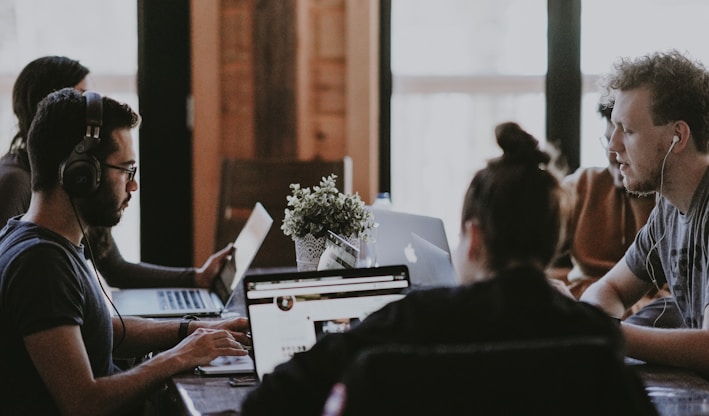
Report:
241,122,623,415
550,99,683,328
0,55,231,289
0,88,251,415
580,50,709,375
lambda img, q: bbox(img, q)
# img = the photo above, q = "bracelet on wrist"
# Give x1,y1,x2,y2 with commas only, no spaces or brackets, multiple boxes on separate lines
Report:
178,315,200,340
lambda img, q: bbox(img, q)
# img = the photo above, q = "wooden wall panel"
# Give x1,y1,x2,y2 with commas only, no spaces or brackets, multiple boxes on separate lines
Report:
298,0,346,160
191,0,378,265
313,62,345,114
254,0,297,158
222,2,255,158
191,0,221,266
312,115,346,159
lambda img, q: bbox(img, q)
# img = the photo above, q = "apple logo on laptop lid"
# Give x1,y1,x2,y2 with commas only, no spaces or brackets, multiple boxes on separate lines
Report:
404,243,418,264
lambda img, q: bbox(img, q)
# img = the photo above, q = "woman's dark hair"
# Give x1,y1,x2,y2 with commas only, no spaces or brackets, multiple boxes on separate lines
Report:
9,56,90,153
461,122,564,271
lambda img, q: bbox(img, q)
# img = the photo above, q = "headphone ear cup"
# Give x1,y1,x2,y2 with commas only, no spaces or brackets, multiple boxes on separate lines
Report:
59,137,101,197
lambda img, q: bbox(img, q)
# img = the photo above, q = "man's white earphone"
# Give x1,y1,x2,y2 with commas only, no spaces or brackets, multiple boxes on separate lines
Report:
669,135,680,153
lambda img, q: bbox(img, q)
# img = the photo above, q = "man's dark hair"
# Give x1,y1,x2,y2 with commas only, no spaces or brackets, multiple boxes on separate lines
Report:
27,87,140,192
601,49,709,153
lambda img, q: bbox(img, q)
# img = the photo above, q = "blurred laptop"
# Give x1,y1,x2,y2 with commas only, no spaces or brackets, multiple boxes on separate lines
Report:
111,202,273,317
241,265,411,380
370,208,456,289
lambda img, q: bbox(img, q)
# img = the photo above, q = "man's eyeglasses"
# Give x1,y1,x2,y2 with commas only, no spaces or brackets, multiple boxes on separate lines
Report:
102,163,137,182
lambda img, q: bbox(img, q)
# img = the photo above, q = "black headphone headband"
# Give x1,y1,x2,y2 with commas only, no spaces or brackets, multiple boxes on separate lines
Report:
59,91,104,197
84,91,102,139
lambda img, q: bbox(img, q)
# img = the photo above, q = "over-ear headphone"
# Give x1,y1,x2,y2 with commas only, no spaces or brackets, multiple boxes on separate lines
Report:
59,91,103,197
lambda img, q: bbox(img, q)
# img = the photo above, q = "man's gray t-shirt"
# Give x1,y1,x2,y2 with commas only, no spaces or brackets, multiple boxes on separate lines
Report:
625,167,709,328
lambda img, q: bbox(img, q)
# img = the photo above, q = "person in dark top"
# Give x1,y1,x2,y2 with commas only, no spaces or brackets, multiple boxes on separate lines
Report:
0,88,251,415
241,122,624,415
0,55,231,289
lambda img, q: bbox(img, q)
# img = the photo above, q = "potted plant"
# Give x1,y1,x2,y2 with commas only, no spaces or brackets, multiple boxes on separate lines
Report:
282,174,374,270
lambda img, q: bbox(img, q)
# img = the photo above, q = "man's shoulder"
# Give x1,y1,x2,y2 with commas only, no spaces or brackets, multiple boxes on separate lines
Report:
564,166,609,186
563,167,616,201
0,223,70,264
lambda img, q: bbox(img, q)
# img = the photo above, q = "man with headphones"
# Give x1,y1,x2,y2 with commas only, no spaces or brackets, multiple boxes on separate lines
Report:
0,88,251,415
580,50,709,376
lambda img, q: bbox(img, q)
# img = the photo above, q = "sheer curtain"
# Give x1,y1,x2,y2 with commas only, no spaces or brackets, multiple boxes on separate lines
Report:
391,0,709,249
579,0,709,167
390,0,547,248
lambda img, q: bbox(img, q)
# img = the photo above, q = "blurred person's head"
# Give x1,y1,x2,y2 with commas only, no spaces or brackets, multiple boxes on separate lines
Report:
454,122,564,283
10,56,90,153
597,99,625,189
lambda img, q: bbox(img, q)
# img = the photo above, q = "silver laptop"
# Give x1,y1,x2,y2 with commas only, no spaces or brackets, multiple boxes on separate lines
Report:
370,208,456,288
243,265,411,380
110,202,273,317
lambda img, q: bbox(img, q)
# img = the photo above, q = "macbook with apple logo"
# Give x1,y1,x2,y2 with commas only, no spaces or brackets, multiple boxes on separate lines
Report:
369,208,457,289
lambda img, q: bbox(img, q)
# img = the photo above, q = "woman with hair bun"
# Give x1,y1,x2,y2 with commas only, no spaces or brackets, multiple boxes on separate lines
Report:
241,122,625,415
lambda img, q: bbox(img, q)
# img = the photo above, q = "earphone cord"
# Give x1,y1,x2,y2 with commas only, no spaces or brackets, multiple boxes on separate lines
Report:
644,143,675,326
70,199,127,351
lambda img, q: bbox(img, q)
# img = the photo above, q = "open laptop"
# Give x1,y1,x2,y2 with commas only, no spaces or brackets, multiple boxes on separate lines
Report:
370,208,457,288
239,265,410,380
110,202,273,318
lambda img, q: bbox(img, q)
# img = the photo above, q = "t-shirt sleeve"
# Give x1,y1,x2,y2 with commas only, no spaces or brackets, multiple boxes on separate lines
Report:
624,208,665,286
5,244,84,336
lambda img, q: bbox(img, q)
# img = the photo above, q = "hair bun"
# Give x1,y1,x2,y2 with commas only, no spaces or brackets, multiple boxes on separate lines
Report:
494,122,550,166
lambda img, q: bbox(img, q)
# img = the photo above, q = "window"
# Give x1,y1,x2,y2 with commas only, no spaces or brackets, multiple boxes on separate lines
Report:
580,0,709,167
391,0,709,249
0,0,139,261
390,0,547,247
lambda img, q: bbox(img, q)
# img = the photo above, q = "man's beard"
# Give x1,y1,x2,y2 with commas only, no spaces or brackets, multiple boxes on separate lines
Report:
75,182,124,227
625,160,662,197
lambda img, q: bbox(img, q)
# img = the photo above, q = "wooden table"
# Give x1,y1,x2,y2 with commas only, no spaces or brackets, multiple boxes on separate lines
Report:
166,372,256,416
167,269,709,415
167,358,709,416
167,271,709,415
627,358,709,415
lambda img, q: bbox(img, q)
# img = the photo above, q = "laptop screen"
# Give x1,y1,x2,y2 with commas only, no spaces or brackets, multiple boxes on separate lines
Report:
369,208,455,288
212,202,274,309
244,265,410,380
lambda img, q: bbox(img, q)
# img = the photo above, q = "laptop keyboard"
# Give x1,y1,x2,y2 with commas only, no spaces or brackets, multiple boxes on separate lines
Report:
157,289,206,311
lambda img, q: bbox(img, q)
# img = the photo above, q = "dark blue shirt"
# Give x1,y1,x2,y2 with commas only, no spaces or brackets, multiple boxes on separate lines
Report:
0,219,117,415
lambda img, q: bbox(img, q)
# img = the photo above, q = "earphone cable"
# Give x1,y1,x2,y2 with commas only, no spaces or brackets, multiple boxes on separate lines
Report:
644,142,675,325
70,199,126,351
